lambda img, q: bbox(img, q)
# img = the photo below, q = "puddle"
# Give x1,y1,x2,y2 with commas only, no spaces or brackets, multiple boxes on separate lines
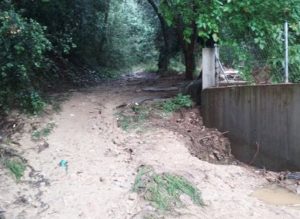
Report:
252,184,300,208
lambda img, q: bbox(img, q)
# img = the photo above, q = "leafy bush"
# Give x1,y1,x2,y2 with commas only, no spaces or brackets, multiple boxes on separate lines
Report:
162,94,193,113
0,9,51,113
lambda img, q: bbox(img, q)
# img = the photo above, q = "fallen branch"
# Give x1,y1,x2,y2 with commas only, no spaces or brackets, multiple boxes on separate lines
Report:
142,87,179,92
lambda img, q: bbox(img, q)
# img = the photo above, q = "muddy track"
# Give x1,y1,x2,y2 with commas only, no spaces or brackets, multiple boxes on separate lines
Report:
1,73,300,219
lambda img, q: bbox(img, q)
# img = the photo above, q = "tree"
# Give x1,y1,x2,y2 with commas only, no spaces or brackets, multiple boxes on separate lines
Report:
0,0,158,112
159,0,300,80
145,0,178,74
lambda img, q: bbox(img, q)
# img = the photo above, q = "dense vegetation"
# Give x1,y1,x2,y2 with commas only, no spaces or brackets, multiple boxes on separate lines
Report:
0,0,158,113
1,0,300,113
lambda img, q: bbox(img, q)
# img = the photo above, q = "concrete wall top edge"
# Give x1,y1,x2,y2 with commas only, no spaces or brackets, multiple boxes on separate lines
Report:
203,83,300,92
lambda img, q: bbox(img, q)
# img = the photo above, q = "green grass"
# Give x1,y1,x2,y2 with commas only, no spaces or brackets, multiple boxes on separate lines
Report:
31,122,56,140
4,158,26,181
161,94,193,113
132,166,204,211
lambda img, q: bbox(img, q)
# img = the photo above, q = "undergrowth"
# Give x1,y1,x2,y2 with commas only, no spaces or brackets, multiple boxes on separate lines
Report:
161,94,193,113
132,165,204,211
3,158,26,181
117,95,194,131
31,122,56,140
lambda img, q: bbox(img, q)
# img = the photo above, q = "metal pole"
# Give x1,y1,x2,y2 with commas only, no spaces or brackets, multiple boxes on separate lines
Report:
215,45,220,87
285,21,289,83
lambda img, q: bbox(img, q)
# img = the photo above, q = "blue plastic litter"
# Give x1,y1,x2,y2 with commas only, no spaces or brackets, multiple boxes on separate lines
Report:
59,160,68,172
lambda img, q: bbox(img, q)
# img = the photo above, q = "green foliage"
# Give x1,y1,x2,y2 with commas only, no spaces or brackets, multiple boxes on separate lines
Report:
162,94,193,113
31,123,56,140
133,165,204,211
0,8,51,113
160,0,299,43
100,0,158,70
4,158,26,181
0,0,159,112
160,0,300,81
4,0,300,112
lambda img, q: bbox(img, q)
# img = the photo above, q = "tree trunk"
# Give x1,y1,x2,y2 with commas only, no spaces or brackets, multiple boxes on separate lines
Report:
99,0,111,52
184,46,196,80
147,0,171,73
158,48,170,74
181,22,197,80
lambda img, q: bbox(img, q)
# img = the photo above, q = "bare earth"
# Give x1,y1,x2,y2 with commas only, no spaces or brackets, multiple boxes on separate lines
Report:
1,73,300,219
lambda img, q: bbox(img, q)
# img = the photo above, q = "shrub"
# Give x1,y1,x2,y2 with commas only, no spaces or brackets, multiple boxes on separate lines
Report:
0,9,51,113
162,94,193,113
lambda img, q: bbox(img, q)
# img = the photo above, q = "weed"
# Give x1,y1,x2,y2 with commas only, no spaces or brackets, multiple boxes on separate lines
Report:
162,94,193,113
132,166,204,211
117,105,150,131
118,114,133,131
31,122,56,140
4,158,26,181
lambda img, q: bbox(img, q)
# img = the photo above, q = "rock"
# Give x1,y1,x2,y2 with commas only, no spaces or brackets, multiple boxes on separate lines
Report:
128,193,137,201
38,141,49,153
180,194,194,206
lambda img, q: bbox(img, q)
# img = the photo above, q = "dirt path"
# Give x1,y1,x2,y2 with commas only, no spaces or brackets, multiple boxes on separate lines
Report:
1,73,300,219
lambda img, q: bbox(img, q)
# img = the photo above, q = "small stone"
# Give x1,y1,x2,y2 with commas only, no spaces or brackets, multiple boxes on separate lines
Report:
38,141,49,153
128,193,137,201
180,194,193,206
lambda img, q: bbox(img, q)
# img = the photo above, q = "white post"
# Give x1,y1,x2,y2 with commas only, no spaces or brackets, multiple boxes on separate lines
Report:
202,47,216,89
285,21,289,83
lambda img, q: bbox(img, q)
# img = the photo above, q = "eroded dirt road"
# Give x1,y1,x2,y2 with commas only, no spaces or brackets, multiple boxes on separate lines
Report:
1,73,300,219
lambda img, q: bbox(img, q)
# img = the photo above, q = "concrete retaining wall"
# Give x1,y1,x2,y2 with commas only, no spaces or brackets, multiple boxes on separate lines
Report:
202,84,300,171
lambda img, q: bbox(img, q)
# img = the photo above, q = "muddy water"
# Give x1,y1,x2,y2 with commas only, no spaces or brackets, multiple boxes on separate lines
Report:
252,184,300,208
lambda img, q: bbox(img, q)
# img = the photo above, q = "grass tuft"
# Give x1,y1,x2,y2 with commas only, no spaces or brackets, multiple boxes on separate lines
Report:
161,94,193,113
132,165,204,211
31,122,56,140
4,158,26,181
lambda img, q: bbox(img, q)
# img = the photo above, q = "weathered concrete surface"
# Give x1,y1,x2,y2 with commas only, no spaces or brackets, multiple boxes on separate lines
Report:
202,84,300,171
202,48,216,89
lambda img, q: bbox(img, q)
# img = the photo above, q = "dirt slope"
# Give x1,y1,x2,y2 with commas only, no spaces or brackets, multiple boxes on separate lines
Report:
1,73,300,219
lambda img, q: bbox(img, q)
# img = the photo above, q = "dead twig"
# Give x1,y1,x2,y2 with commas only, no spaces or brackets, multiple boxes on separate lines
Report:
249,142,260,165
